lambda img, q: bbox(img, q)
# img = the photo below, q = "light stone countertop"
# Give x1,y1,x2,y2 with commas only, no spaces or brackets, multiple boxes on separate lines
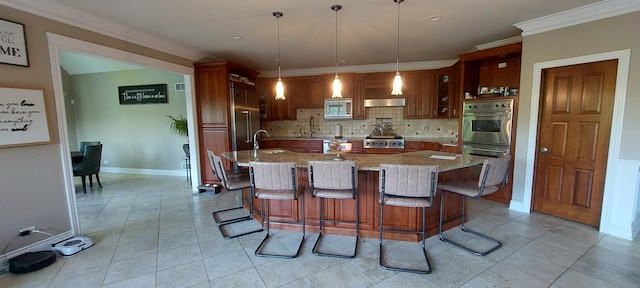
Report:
221,149,487,172
262,136,458,145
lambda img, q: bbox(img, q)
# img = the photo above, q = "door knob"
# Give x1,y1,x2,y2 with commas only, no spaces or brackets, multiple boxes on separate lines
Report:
540,147,549,153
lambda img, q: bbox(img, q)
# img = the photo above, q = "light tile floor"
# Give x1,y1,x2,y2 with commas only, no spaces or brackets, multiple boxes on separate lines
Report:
1,173,639,288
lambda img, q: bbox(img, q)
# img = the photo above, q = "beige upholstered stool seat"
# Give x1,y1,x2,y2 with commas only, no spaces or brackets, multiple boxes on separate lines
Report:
312,188,353,199
381,197,432,208
255,187,304,200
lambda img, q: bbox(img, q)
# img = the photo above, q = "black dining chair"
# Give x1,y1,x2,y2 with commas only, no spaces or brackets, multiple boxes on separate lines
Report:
79,141,100,154
183,143,191,184
73,144,103,193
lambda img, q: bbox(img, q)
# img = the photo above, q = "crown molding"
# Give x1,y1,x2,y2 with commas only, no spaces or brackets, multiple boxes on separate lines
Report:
515,0,640,36
259,59,459,78
0,0,211,61
471,36,523,52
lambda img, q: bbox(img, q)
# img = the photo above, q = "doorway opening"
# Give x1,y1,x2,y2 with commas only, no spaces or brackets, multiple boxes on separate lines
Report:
47,33,200,234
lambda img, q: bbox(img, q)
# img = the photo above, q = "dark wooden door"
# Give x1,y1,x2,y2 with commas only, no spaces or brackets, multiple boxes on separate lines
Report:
533,59,617,227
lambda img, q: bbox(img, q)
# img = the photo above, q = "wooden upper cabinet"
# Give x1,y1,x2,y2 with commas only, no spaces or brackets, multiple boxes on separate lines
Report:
363,71,395,99
267,73,355,110
334,73,354,99
257,77,295,120
404,70,434,119
306,75,326,109
352,74,366,120
286,76,308,109
194,63,230,127
458,42,522,99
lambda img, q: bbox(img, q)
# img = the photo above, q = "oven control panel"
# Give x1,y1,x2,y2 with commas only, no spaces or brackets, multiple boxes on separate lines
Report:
463,99,513,113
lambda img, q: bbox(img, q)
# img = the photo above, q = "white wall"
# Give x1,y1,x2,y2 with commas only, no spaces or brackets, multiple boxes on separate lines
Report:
66,68,187,172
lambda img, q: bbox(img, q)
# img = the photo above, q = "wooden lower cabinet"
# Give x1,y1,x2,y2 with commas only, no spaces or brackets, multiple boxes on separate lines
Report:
259,139,291,150
289,140,322,153
200,128,231,184
348,140,363,154
362,148,404,154
242,168,465,241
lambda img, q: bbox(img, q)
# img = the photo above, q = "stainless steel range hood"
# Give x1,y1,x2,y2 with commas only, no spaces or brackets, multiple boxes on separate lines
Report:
363,85,405,107
364,98,406,107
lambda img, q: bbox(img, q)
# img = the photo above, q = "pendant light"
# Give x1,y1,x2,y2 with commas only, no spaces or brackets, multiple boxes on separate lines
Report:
331,4,343,98
391,0,404,96
273,11,285,100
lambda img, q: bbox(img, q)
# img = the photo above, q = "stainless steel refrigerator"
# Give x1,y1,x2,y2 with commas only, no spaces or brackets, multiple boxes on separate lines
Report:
230,83,261,151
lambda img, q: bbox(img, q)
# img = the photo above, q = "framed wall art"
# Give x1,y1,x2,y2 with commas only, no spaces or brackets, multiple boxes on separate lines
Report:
0,18,29,67
118,84,168,104
0,87,50,148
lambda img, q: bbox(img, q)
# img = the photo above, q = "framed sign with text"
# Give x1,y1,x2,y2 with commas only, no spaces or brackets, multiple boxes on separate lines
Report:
0,19,29,67
0,87,50,148
118,84,168,104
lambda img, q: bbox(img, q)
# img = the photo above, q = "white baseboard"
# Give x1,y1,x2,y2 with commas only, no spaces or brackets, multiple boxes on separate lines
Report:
509,200,529,213
101,167,184,176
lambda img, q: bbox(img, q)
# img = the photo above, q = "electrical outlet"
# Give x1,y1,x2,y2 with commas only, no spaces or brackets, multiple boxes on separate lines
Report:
103,160,108,164
19,226,36,234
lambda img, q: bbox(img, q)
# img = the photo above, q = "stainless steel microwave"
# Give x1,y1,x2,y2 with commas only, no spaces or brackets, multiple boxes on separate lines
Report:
324,98,352,119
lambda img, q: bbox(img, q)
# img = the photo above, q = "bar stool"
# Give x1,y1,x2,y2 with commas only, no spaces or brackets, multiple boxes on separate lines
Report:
379,164,438,274
250,161,305,258
208,150,263,239
308,160,358,258
438,156,509,256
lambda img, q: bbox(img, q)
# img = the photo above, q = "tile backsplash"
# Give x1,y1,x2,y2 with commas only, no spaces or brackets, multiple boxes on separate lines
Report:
261,107,458,139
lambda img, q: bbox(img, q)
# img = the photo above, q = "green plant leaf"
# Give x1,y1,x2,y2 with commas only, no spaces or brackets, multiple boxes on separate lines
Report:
167,114,188,137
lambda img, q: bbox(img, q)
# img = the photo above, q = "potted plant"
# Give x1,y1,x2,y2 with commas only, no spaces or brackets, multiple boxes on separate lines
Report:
167,115,190,175
166,114,188,138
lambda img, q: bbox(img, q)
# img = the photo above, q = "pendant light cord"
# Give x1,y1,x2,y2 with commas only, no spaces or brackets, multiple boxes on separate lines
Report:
334,5,340,77
274,12,283,79
396,0,401,72
278,16,281,78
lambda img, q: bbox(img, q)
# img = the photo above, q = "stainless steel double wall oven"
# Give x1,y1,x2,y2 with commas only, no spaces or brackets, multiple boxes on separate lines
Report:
461,99,514,158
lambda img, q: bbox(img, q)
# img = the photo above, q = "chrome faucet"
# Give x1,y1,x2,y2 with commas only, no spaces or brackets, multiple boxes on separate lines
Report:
309,116,316,138
253,129,270,150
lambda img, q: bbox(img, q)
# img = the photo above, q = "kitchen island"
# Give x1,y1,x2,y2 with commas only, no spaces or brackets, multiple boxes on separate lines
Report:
221,149,488,241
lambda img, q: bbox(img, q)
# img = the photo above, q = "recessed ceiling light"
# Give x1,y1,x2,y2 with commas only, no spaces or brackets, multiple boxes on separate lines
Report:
428,15,442,22
231,35,242,39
